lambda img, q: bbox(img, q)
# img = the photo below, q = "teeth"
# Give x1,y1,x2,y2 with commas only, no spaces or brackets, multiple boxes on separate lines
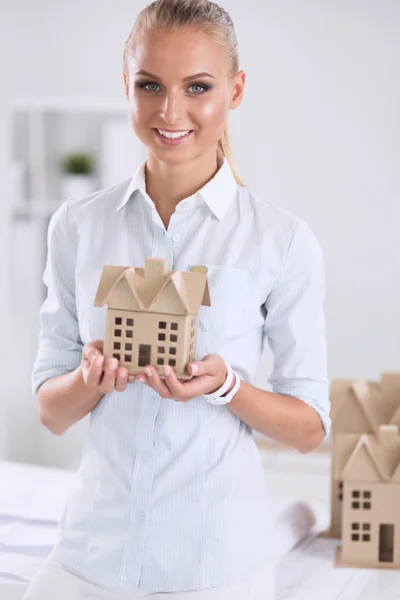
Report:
157,129,191,139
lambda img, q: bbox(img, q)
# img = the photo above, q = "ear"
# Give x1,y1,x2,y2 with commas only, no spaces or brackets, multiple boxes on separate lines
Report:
230,70,246,110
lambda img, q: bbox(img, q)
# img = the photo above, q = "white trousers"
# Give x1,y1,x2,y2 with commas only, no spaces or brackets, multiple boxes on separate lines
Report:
22,554,275,600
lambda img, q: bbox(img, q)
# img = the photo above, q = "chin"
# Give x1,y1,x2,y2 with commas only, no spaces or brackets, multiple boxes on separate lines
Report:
149,148,198,165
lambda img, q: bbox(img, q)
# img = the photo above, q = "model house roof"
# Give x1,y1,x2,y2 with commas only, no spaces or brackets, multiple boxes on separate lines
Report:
94,257,210,316
341,425,400,483
330,373,400,435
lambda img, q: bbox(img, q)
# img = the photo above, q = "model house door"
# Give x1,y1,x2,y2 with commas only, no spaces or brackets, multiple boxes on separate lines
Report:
379,524,394,563
138,344,151,367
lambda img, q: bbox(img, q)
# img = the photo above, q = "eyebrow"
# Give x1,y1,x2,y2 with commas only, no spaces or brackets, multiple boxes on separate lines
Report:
135,70,216,82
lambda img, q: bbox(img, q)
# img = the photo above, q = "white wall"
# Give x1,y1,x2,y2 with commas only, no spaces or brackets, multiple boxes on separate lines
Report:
0,0,399,467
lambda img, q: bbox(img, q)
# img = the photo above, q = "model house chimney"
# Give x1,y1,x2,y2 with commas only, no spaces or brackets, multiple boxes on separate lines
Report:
377,424,399,446
144,257,168,278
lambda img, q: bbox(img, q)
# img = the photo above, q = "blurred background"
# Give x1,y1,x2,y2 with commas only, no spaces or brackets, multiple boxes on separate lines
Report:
0,0,398,470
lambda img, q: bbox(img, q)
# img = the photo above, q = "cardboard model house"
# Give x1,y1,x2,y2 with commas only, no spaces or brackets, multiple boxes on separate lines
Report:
94,257,210,380
327,372,400,568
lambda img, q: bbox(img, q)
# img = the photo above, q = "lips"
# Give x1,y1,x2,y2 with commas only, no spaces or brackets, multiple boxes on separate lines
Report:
153,128,194,146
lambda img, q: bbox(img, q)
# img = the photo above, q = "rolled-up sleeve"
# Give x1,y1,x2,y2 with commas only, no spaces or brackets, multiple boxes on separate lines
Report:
263,219,331,440
31,200,83,398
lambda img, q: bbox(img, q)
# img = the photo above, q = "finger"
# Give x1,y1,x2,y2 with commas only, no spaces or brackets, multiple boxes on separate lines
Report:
178,375,214,398
84,340,104,356
86,349,98,363
143,366,173,398
115,367,129,392
100,358,119,394
161,365,187,399
86,354,105,388
186,357,218,378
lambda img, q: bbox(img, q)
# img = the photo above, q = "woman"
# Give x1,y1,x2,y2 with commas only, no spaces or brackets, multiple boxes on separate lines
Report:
26,0,331,598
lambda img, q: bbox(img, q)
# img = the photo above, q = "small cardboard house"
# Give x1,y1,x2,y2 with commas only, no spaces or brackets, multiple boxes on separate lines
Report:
327,372,400,568
94,257,210,380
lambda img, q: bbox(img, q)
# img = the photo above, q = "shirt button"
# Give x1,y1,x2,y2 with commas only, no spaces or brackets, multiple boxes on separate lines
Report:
138,511,146,521
145,452,152,461
172,234,180,242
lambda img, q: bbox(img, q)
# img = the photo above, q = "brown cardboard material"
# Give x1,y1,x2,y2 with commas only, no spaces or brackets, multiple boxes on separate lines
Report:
94,257,210,380
325,372,400,569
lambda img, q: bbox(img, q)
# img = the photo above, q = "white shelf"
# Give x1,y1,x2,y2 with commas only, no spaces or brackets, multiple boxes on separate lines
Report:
8,95,146,311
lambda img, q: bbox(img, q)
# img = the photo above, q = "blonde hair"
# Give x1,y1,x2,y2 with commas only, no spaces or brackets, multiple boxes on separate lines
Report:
123,0,245,186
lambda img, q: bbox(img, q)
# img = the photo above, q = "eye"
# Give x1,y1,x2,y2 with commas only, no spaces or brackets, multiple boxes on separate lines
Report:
136,81,209,94
138,82,160,92
188,84,209,94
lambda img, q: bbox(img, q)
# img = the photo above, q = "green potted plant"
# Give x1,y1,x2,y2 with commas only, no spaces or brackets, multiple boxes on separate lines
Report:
60,151,96,201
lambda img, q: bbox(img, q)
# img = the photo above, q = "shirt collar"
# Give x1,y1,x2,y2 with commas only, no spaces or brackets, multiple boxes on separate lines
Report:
116,155,238,221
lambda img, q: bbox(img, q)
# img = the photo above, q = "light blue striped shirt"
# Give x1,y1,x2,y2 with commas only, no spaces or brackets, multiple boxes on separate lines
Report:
32,155,330,593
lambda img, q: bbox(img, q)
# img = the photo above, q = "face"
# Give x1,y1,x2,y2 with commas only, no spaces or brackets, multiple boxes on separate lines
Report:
123,27,245,164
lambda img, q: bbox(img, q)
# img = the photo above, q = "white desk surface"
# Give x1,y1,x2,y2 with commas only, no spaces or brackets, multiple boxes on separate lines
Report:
1,448,400,599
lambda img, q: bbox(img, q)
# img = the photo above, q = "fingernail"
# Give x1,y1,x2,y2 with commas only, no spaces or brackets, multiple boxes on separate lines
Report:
164,365,171,376
191,364,199,374
145,367,153,377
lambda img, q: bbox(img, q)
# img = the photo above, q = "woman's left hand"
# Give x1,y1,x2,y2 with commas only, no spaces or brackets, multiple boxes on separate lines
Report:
133,354,228,402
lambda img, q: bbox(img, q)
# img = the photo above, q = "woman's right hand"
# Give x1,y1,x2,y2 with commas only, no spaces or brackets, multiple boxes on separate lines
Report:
81,340,135,394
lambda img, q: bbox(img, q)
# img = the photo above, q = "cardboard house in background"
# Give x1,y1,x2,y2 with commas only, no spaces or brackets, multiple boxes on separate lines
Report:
94,257,210,380
327,372,400,568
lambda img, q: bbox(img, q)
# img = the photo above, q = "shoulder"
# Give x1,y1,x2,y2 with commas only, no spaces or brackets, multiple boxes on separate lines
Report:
46,178,132,251
62,177,132,223
237,185,322,258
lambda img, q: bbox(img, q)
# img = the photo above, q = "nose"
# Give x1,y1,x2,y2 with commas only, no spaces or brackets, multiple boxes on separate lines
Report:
159,91,185,125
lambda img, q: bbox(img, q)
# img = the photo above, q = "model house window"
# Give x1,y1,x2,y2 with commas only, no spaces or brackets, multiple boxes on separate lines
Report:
351,523,371,542
352,489,361,509
338,481,343,502
113,316,134,363
157,321,178,367
363,490,372,509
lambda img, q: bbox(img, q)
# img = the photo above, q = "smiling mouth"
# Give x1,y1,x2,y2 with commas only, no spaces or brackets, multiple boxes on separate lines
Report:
153,128,194,144
154,128,193,137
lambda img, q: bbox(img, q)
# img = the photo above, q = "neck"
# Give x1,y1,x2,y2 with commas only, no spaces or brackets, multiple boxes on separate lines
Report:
145,150,221,214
